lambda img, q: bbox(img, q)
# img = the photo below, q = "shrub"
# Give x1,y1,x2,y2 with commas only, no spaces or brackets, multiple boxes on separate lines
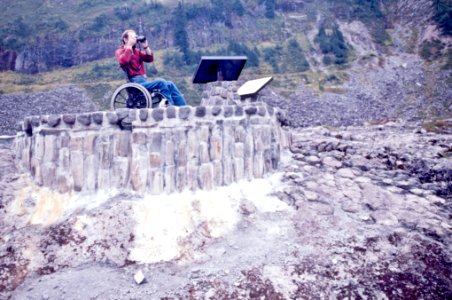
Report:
163,50,185,69
263,46,283,73
114,6,132,21
419,39,445,61
265,0,276,18
315,24,348,65
227,41,260,67
285,39,310,72
433,0,452,36
89,14,108,32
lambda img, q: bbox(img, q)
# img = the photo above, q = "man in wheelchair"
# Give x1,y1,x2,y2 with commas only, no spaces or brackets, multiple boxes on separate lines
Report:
115,29,187,107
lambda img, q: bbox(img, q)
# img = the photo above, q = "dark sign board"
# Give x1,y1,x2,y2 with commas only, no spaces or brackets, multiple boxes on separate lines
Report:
192,56,247,84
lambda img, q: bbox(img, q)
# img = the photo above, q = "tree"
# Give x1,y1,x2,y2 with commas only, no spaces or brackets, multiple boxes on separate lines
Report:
285,39,310,72
330,26,348,64
433,0,452,36
315,26,331,54
227,41,260,67
114,6,132,21
265,0,276,18
210,0,225,23
89,14,108,32
263,45,283,73
315,23,349,65
173,2,191,65
232,0,245,16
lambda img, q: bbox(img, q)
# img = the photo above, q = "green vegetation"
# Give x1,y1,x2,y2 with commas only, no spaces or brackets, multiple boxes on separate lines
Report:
315,23,348,65
226,42,260,67
419,39,446,61
326,0,390,46
442,49,452,70
262,39,311,73
265,0,276,18
433,0,452,36
173,2,191,65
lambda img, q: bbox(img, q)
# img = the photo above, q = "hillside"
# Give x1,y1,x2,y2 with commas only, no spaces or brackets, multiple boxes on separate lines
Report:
0,0,451,133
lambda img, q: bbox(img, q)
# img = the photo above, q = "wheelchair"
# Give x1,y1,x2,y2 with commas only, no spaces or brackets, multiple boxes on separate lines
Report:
110,82,168,110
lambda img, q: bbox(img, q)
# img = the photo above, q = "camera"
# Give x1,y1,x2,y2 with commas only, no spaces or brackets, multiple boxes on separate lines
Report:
137,35,146,43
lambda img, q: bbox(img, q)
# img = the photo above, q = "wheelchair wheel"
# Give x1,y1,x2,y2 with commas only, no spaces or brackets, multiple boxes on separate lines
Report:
110,83,151,110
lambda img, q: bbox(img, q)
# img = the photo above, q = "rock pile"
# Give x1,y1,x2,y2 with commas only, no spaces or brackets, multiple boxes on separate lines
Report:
0,86,96,136
258,53,452,128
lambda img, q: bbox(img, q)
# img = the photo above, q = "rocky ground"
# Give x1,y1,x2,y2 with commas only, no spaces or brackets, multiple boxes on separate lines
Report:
0,121,451,299
0,86,96,135
261,52,452,128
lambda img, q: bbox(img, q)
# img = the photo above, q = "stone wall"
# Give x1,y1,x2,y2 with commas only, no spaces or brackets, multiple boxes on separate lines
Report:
13,103,288,194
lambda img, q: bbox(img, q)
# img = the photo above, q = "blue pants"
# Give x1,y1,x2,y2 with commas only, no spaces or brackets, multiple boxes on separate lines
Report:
129,76,187,106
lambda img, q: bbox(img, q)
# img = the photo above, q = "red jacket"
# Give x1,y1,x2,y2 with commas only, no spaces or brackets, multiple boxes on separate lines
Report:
115,45,154,79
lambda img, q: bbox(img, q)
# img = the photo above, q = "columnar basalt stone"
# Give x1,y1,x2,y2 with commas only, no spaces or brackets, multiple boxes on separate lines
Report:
235,106,244,117
77,114,92,126
212,106,221,116
48,115,61,128
224,106,233,118
245,107,257,115
139,109,148,122
166,107,176,119
152,108,164,122
92,112,104,125
14,103,287,194
63,114,76,125
195,106,206,118
201,82,240,106
258,106,267,117
107,112,119,125
179,107,191,120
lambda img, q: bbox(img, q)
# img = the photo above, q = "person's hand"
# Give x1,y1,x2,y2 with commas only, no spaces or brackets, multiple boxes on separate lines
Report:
142,40,149,49
125,35,137,49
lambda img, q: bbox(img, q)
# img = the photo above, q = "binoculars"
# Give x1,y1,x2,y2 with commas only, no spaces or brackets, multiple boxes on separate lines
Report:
137,35,146,43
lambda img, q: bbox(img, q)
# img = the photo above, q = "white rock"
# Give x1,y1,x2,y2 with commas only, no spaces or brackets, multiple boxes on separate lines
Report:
385,186,404,194
304,190,319,201
354,176,371,183
410,188,424,195
306,155,320,164
336,168,355,178
134,270,146,285
322,156,342,168
303,165,316,173
371,211,399,226
382,178,393,185
305,181,318,190
342,188,362,200
341,200,361,213
427,195,446,205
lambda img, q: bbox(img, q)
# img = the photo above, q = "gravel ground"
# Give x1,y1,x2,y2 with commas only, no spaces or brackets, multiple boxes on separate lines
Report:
0,86,96,135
